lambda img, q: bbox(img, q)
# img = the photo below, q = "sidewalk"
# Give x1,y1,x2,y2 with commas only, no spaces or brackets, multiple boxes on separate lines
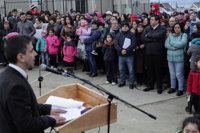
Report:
0,66,191,133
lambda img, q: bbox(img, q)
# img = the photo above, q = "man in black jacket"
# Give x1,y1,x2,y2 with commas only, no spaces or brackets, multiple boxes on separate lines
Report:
141,14,166,94
8,9,21,32
115,21,136,89
0,35,66,133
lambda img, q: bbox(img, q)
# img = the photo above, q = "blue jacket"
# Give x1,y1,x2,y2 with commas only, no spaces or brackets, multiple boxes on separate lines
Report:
165,33,188,62
36,37,46,52
69,12,72,17
102,40,117,61
114,30,136,56
84,28,101,51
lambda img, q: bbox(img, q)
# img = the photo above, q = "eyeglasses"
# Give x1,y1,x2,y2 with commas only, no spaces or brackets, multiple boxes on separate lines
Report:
174,27,180,29
112,23,118,25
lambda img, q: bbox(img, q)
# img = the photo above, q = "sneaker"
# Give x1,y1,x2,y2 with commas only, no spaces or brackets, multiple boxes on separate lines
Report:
91,51,98,55
51,66,54,69
54,68,57,71
105,81,110,84
111,82,117,86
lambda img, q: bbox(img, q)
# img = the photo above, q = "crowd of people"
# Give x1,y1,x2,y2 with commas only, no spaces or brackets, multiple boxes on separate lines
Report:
0,3,200,119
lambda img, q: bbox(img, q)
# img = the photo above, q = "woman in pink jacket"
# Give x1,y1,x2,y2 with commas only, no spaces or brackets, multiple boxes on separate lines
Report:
44,29,60,69
63,35,77,74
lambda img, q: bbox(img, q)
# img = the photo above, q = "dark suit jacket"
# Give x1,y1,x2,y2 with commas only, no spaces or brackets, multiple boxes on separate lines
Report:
0,66,56,133
8,16,21,32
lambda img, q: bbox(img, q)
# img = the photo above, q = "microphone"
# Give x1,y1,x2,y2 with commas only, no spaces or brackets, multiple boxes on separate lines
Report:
39,64,63,75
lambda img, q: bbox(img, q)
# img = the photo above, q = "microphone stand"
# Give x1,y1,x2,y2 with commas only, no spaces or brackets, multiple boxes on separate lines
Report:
38,53,43,96
63,71,157,133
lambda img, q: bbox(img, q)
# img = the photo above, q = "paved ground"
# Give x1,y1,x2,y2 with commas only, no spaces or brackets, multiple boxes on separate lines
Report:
0,65,192,133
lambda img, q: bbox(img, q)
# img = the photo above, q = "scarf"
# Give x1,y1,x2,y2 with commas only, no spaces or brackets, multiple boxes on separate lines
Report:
104,40,115,46
65,40,76,47
41,30,48,40
34,22,43,29
110,27,121,33
130,28,135,33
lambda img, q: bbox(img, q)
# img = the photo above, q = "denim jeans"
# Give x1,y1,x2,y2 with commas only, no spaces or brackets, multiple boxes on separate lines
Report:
40,52,49,66
86,51,97,74
168,61,184,91
118,55,135,84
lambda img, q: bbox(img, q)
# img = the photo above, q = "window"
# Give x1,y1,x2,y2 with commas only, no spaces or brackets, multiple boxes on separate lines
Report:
75,0,86,13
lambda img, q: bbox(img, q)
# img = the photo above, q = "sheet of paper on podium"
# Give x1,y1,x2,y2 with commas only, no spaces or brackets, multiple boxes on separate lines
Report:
45,95,86,121
45,95,85,109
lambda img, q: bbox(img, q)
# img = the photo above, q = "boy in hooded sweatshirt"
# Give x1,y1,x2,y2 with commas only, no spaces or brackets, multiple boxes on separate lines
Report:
44,29,60,69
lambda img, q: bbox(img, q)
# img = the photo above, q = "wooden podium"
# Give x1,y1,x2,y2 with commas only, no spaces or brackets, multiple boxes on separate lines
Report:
37,83,117,133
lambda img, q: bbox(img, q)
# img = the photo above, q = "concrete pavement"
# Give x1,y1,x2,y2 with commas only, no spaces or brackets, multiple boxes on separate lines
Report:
0,65,191,133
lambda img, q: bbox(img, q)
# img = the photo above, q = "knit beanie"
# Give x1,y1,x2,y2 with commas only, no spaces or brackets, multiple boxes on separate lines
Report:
85,13,90,20
131,14,138,21
81,19,88,27
121,20,129,28
30,4,36,10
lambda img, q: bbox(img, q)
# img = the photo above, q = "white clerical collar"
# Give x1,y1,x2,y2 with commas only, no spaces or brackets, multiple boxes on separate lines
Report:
13,16,17,19
152,24,159,30
9,63,28,80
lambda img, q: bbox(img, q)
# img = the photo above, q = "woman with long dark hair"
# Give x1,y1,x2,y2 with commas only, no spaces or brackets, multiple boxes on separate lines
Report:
61,16,78,69
135,23,147,86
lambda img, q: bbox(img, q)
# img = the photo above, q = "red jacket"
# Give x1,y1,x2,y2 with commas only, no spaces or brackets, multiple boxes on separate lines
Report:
29,9,39,15
149,3,162,22
187,68,200,95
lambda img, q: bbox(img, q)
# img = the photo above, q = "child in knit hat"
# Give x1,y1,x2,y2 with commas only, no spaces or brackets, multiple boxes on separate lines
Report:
76,19,91,58
76,19,91,41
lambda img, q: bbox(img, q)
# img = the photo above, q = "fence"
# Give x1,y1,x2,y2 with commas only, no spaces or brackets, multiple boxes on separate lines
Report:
2,0,151,16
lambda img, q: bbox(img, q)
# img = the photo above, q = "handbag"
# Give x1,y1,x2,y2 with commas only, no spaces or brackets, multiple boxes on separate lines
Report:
75,40,87,61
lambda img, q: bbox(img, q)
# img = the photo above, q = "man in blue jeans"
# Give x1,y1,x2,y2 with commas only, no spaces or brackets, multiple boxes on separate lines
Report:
114,21,136,89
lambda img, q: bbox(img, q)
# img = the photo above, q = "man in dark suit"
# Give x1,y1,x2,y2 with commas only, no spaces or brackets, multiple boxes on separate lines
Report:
0,35,66,133
8,9,21,32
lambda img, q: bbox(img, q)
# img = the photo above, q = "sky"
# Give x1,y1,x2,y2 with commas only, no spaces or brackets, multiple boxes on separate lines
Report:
151,0,200,8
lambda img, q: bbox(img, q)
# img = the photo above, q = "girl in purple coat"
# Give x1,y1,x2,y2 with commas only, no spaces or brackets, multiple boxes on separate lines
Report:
63,35,77,74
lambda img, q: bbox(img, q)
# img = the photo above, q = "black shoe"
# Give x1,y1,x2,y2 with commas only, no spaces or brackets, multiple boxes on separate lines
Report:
90,73,98,77
118,83,125,87
185,106,192,114
176,90,183,96
168,88,176,94
143,87,154,91
157,89,162,94
129,84,134,89
86,72,92,75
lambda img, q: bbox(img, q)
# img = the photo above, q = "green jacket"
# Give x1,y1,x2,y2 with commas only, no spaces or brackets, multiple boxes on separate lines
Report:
165,33,188,62
36,37,46,52
176,130,181,133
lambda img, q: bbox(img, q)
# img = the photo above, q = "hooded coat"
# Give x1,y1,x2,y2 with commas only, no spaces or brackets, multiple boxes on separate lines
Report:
149,3,160,16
